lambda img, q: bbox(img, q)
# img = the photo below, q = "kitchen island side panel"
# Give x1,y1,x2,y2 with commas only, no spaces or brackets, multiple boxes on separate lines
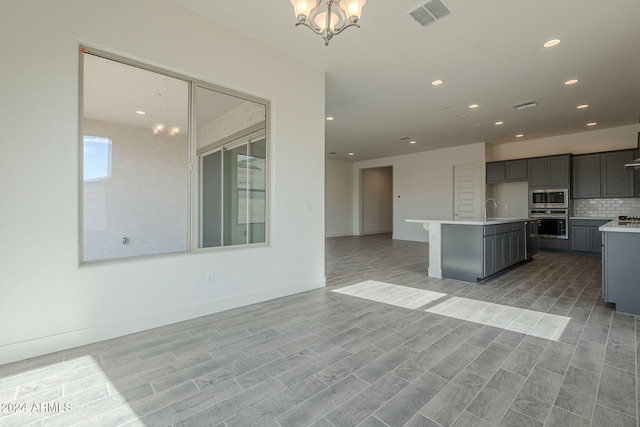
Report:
442,224,484,282
602,231,640,315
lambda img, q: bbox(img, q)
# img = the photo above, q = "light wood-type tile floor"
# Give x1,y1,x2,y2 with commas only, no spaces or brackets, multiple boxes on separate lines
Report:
1,233,637,426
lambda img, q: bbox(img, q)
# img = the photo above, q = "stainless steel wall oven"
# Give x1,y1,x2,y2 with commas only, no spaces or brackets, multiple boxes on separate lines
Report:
529,209,568,239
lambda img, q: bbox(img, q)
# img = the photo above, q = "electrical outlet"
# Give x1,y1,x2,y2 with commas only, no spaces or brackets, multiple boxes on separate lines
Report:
206,273,215,286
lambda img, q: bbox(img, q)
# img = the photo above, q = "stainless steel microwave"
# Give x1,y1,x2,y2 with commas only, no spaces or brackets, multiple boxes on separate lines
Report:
529,188,569,209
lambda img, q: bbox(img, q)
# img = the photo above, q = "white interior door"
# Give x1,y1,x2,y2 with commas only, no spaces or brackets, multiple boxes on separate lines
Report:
453,163,481,220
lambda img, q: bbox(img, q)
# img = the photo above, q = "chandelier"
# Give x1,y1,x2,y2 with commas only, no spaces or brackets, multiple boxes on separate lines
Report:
290,0,367,46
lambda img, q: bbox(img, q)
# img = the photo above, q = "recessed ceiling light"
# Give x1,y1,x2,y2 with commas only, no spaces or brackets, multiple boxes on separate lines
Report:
577,104,589,109
409,140,416,144
442,105,451,109
515,134,524,138
543,39,561,48
564,79,579,86
460,114,468,119
474,123,483,127
587,122,597,126
494,121,504,126
135,110,146,115
326,116,335,121
431,79,444,86
348,152,354,156
328,151,337,155
469,104,479,109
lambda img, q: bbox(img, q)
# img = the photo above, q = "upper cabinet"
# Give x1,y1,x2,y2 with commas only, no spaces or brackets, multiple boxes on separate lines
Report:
572,150,635,198
601,150,635,197
486,159,528,184
572,154,600,198
528,154,570,189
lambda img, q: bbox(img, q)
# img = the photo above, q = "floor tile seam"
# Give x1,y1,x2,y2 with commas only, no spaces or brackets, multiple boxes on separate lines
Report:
552,387,599,425
321,373,409,426
501,405,545,426
0,359,110,394
491,360,564,425
594,400,639,422
548,405,593,425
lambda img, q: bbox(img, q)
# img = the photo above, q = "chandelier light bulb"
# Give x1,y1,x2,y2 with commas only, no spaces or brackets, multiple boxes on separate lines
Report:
290,0,314,20
314,11,339,32
153,123,165,135
291,0,367,45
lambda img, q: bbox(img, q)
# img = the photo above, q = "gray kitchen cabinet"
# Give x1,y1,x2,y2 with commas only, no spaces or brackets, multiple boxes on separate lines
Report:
572,154,600,198
602,230,640,315
483,223,524,278
572,150,635,198
571,226,591,252
441,221,527,282
506,160,528,180
486,162,505,183
529,154,570,188
571,220,608,254
483,235,496,277
601,150,635,197
486,159,528,184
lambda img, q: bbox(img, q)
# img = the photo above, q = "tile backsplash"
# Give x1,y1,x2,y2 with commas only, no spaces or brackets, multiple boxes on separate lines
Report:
573,198,640,218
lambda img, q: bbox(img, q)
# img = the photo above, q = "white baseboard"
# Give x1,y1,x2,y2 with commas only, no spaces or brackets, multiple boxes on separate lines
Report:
0,277,326,366
325,232,356,238
362,229,393,236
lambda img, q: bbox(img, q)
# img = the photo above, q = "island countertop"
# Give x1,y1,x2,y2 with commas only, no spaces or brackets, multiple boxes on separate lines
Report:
407,217,531,226
600,220,640,234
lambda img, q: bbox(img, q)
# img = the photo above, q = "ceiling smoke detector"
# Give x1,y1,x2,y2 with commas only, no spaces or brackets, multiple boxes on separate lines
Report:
408,0,452,27
512,100,538,110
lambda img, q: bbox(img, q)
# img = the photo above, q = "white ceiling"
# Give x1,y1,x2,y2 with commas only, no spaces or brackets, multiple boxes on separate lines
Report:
83,53,248,132
171,0,640,161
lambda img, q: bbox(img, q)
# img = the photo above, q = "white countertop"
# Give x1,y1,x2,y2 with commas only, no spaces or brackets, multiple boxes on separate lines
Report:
407,217,530,226
600,220,640,233
570,217,613,221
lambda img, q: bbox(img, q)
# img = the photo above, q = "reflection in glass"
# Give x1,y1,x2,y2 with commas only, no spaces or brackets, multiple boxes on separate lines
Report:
83,135,111,181
82,53,189,262
196,85,267,248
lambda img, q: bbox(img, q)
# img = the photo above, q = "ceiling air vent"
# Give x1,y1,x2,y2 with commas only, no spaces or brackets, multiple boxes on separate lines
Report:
512,100,538,110
408,0,452,27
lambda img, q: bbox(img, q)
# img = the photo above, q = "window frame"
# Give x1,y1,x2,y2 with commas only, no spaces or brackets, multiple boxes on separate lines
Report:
79,46,270,264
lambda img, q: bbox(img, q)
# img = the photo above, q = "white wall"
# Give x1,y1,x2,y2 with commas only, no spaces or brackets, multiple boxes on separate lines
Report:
361,167,393,235
491,182,529,219
0,0,325,364
325,158,354,237
491,124,640,160
83,119,189,261
353,143,488,242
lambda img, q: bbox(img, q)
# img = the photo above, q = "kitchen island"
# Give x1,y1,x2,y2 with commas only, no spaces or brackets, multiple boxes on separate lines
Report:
407,218,532,283
600,220,640,315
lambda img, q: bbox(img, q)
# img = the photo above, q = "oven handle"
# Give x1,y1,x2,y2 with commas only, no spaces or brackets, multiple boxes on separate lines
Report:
529,215,568,220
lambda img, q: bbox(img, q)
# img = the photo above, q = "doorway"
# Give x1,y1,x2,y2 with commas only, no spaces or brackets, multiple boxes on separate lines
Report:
360,166,393,235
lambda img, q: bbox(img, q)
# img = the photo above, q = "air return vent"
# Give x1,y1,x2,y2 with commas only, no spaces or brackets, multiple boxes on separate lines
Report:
408,0,452,27
512,100,538,110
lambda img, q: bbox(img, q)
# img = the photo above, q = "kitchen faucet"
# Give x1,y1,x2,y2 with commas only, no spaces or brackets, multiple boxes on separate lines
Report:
484,198,498,221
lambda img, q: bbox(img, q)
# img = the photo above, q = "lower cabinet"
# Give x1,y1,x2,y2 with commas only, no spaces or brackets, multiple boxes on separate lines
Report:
570,219,609,254
441,221,526,282
483,223,525,279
